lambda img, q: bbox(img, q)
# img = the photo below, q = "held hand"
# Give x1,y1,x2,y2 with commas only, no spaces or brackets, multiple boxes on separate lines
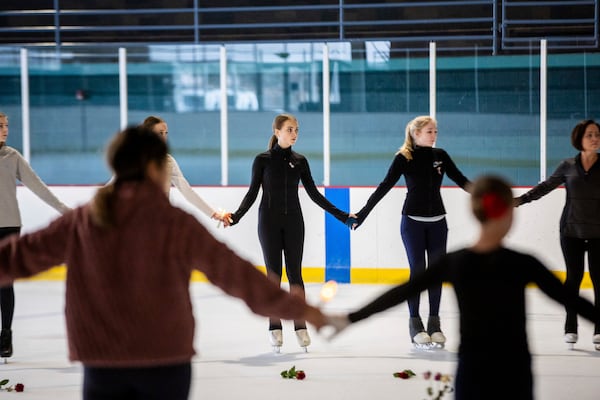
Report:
320,313,352,340
213,210,234,228
345,213,358,230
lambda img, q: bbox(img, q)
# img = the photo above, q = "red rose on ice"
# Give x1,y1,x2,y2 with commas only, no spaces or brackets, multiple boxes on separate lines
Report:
14,383,24,392
295,371,306,380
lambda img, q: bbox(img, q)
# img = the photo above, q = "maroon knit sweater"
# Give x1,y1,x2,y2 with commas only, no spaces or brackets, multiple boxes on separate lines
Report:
0,181,309,367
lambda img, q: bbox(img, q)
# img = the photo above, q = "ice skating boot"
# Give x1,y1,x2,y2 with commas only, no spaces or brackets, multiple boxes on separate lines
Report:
564,332,578,350
0,329,12,362
409,317,431,349
427,316,446,349
593,334,600,351
269,329,283,353
295,329,311,353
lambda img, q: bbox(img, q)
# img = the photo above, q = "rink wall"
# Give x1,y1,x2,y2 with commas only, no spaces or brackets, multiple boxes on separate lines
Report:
16,185,590,287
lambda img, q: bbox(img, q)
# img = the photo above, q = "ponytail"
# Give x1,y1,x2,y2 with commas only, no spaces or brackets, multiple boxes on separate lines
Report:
396,115,436,161
268,134,278,150
269,113,297,149
91,184,117,228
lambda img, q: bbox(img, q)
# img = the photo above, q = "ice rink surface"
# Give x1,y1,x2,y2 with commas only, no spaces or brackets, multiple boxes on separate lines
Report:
4,281,600,399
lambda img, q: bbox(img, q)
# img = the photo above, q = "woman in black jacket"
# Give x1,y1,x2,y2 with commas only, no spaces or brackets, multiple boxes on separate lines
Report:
516,119,600,349
352,115,471,348
226,113,351,352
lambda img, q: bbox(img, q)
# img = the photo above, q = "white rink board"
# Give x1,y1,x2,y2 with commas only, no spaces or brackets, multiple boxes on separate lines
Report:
16,185,566,273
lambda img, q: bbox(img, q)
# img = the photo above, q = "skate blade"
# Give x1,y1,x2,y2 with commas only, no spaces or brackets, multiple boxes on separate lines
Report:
412,343,435,351
430,342,445,349
272,346,282,354
566,343,575,350
301,346,309,353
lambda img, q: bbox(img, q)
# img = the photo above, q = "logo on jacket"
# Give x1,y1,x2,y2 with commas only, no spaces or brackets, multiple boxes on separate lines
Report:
433,161,443,175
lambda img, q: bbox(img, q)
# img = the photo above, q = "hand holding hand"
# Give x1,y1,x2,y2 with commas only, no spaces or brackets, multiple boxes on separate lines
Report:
321,313,352,340
345,213,358,230
213,210,234,228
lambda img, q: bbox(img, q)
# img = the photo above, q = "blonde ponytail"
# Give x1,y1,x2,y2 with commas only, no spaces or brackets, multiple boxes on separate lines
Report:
396,115,436,161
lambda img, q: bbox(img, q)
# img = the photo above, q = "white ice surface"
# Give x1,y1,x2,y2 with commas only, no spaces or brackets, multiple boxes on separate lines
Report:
4,281,600,399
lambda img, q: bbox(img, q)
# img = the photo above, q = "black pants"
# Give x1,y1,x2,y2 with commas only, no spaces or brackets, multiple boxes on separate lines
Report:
258,210,306,330
0,227,20,331
560,235,600,334
83,362,191,400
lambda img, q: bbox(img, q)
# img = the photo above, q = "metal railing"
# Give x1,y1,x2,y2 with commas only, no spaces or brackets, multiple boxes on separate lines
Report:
0,1,598,54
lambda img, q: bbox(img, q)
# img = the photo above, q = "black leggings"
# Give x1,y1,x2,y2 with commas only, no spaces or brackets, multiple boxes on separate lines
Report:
560,235,600,334
0,227,20,331
83,362,191,400
258,211,306,330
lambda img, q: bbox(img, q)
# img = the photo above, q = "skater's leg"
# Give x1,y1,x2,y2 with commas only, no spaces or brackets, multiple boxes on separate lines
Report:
560,235,585,335
258,212,284,331
282,214,306,330
425,218,448,317
0,227,19,358
586,239,600,335
0,286,14,331
401,216,427,318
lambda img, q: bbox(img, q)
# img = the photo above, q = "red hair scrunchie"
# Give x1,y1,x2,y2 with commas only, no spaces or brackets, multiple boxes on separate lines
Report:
481,192,509,220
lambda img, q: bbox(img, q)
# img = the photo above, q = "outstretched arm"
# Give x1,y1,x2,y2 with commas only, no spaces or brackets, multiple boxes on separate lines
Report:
169,156,218,219
530,256,599,324
16,155,70,214
515,161,567,206
299,158,348,223
229,156,263,225
355,154,405,227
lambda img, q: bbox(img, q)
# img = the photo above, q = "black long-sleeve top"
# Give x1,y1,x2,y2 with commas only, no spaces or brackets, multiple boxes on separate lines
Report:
517,153,600,239
349,247,599,357
356,146,470,224
230,144,348,224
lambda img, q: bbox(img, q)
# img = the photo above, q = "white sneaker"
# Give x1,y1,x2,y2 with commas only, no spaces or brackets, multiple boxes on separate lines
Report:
412,331,432,345
564,333,578,344
296,329,311,348
269,329,283,347
430,331,446,345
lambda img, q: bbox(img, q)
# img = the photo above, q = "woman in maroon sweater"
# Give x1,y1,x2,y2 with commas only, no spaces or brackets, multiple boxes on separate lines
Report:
0,126,325,400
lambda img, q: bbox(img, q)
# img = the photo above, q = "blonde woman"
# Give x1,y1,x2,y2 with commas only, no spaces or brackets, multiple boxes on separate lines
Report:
352,116,471,348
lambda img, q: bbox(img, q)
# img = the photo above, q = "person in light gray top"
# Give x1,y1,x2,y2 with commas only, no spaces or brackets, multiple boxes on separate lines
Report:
0,111,70,359
140,116,226,223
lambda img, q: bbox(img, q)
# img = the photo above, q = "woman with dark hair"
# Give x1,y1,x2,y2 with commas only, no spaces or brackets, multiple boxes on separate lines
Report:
516,119,600,349
224,113,352,352
0,111,70,359
0,126,325,400
325,175,600,400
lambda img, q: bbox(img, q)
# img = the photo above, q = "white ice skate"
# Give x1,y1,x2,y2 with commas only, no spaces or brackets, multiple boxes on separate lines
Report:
412,332,432,350
430,331,446,349
269,329,283,353
593,334,600,351
295,329,311,352
564,333,578,350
